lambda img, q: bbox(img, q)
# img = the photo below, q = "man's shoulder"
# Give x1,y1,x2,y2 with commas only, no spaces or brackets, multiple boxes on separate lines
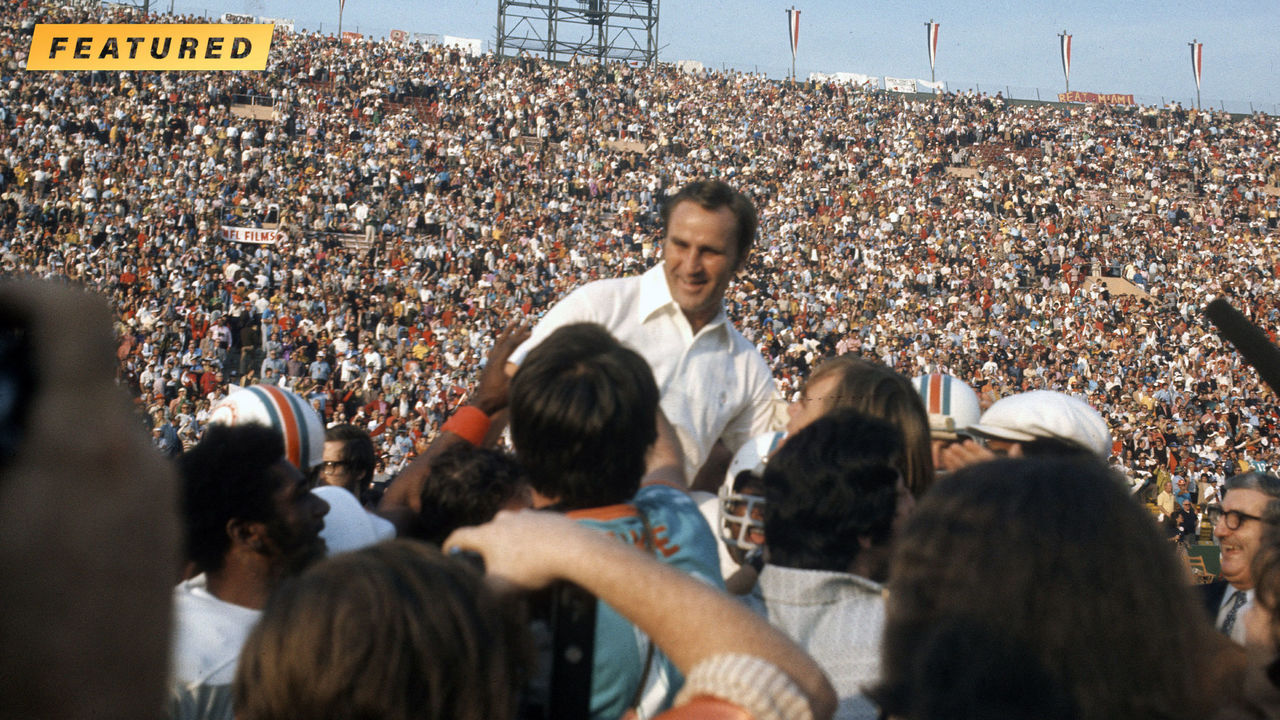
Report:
568,272,645,301
629,486,725,583
633,482,698,510
171,577,261,688
756,565,884,606
173,576,260,640
532,273,644,327
1197,579,1230,616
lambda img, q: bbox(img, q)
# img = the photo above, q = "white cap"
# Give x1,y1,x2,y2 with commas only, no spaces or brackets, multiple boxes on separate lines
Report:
312,486,395,556
967,390,1112,457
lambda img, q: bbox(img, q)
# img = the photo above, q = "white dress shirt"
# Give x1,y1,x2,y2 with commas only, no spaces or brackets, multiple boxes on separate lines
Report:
1216,586,1255,644
511,264,785,480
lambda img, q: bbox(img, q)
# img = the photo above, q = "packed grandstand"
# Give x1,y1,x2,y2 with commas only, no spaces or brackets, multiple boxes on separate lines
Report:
2,0,1278,491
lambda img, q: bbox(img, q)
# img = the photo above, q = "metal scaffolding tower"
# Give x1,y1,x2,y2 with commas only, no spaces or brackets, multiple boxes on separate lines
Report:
496,0,660,65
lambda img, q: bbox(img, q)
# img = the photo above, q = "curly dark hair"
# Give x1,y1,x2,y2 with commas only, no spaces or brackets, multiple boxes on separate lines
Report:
179,424,285,573
762,407,902,571
416,445,529,545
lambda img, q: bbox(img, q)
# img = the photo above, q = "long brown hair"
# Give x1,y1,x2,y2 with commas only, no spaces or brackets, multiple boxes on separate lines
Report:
235,540,528,720
874,457,1224,720
805,354,935,496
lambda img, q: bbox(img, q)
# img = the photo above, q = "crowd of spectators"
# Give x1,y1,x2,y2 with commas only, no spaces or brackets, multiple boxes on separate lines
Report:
2,0,1279,490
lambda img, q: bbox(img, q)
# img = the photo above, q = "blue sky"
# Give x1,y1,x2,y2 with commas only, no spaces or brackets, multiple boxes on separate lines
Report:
174,0,1280,112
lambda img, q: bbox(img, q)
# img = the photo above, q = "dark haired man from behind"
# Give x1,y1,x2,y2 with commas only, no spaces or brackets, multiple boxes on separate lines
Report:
509,321,724,720
747,408,912,720
170,424,330,720
415,444,532,545
508,179,784,486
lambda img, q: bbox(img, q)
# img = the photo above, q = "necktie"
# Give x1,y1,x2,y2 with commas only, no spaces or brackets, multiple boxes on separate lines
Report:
1220,590,1247,637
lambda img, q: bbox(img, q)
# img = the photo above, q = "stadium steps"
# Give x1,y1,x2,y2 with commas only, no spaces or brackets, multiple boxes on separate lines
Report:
969,141,1043,171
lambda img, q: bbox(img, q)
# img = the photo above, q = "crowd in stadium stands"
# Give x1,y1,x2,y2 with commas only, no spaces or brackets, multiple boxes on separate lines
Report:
1,0,1279,497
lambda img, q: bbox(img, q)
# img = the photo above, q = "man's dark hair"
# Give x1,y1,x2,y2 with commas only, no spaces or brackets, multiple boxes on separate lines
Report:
325,423,376,489
763,408,902,572
179,424,286,574
876,618,1079,720
876,457,1218,720
1224,470,1280,500
660,179,757,267
1018,435,1097,459
417,445,529,545
510,323,658,510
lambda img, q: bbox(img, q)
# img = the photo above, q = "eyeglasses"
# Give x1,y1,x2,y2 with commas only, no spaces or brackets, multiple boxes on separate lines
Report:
318,460,356,473
1209,508,1266,531
797,395,844,405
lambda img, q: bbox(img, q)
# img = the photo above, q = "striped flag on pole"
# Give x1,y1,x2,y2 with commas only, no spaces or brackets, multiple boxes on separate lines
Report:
787,7,800,62
927,21,939,73
1059,32,1072,84
1190,41,1203,90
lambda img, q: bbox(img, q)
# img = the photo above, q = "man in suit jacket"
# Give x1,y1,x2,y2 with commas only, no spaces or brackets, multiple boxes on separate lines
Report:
1199,471,1280,644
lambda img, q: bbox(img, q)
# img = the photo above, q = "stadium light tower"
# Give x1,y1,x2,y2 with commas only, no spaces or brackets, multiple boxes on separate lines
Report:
496,0,660,66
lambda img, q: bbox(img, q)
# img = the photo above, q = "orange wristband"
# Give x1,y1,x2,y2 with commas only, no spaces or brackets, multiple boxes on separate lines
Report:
440,405,490,445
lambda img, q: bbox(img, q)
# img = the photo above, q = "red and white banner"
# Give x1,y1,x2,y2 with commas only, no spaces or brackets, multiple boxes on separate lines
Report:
1059,32,1072,84
1057,91,1133,105
786,8,800,61
390,29,407,45
1190,41,1203,91
342,31,362,43
927,21,939,72
221,226,285,245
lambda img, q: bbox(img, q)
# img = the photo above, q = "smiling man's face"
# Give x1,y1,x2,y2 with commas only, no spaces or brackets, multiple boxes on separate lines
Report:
1215,487,1271,590
661,200,741,334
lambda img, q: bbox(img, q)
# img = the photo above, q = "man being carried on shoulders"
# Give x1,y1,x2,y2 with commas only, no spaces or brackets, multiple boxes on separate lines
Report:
509,180,784,485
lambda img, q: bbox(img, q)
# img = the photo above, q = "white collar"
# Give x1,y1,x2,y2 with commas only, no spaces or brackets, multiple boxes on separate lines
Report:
636,263,728,334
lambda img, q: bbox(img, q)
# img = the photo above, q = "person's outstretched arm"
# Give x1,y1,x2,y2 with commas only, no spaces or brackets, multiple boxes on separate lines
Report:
380,322,529,514
445,510,836,720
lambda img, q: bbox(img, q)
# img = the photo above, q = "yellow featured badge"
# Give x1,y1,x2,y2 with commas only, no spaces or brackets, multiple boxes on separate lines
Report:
26,24,274,71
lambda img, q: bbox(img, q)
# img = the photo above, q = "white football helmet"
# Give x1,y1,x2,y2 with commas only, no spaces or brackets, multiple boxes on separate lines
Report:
208,384,326,472
913,373,982,440
718,431,784,552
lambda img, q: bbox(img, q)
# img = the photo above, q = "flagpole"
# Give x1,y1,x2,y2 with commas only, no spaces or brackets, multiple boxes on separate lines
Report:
338,0,345,40
1188,39,1201,110
787,7,797,81
926,20,934,84
1058,30,1070,94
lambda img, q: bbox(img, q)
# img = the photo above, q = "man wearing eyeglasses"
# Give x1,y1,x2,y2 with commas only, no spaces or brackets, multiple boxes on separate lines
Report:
1202,471,1280,643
